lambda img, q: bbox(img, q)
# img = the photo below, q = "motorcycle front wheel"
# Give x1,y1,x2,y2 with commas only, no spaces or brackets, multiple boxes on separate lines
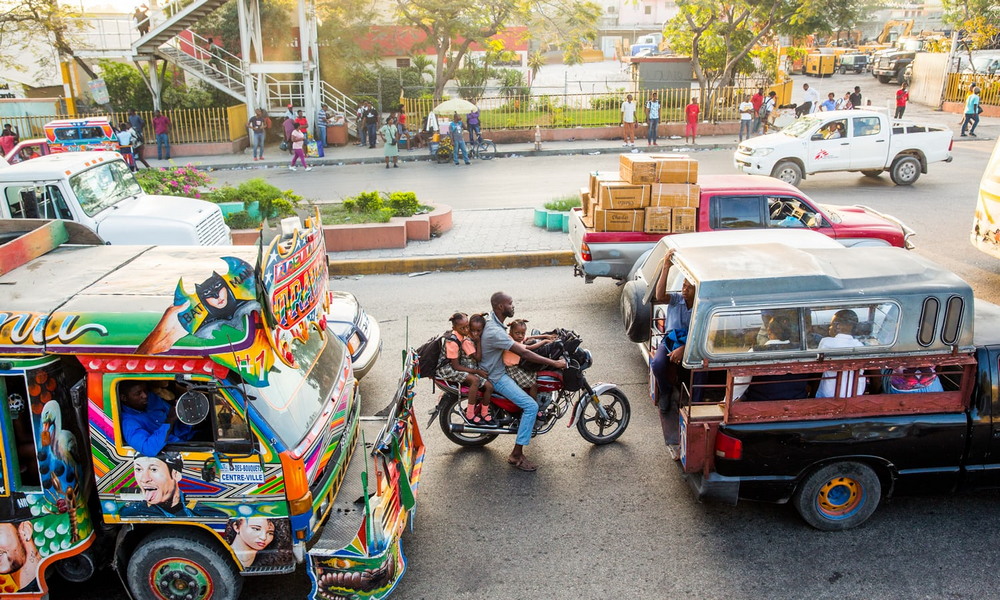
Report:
438,392,500,447
576,388,630,445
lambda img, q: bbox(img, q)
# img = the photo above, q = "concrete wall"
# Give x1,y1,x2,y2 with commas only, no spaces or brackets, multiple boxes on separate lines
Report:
139,136,249,159
909,52,949,108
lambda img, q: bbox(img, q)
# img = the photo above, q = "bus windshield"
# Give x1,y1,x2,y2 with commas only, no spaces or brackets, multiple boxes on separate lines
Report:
69,159,144,216
242,332,348,448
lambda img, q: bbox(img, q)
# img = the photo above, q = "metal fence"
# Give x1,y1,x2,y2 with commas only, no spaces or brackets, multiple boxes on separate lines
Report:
944,72,1000,106
402,84,783,131
4,105,247,144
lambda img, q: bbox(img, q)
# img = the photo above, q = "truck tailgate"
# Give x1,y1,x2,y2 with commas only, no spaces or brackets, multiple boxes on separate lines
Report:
307,356,424,599
569,208,664,281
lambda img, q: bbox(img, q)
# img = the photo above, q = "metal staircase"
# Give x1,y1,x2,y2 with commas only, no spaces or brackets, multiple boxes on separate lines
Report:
132,0,229,57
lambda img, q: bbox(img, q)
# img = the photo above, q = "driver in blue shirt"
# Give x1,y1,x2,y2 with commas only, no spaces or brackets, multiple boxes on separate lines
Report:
120,381,195,456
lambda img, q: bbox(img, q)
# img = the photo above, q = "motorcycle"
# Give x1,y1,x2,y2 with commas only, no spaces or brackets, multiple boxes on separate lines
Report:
427,330,631,446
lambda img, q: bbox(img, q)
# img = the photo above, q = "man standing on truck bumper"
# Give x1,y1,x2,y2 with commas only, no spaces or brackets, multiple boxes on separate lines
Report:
650,250,694,456
481,292,566,472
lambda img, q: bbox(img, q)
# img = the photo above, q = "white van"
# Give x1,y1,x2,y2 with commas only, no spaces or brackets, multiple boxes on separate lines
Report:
0,151,230,245
972,137,1000,256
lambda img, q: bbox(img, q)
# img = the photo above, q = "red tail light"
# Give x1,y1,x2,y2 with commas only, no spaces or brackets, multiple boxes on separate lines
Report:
581,242,592,262
715,431,743,460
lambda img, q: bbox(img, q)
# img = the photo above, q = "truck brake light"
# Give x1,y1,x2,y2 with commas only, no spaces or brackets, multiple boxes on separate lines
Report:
715,431,743,460
581,242,592,262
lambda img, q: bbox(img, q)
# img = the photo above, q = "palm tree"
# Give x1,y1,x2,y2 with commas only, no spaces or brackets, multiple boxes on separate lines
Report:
527,50,546,88
409,54,434,82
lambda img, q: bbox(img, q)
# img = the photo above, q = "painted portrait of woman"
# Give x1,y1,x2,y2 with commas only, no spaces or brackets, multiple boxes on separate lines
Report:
223,517,292,570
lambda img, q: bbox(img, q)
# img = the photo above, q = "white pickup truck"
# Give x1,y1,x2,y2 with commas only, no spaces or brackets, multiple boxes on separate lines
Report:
0,151,230,245
733,109,953,187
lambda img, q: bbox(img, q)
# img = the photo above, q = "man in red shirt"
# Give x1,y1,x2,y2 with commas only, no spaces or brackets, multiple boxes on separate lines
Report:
684,98,700,144
751,88,764,134
152,111,170,160
894,83,909,119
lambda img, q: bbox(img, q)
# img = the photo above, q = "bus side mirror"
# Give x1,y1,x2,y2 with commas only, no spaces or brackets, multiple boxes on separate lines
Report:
176,391,210,425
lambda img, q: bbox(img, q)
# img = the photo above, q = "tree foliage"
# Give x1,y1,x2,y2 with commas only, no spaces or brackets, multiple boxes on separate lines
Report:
95,60,235,111
0,0,96,79
394,0,599,100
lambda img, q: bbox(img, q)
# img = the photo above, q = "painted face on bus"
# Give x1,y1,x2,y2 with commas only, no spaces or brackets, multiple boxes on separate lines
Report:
0,523,28,574
133,455,182,507
237,517,275,552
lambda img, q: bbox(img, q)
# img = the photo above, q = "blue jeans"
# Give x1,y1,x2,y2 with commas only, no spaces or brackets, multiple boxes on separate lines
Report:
647,118,659,143
468,123,481,144
316,125,326,146
751,116,761,134
358,122,367,145
739,119,752,141
155,133,170,159
452,138,469,164
366,123,377,147
961,113,979,135
492,374,537,446
252,131,264,158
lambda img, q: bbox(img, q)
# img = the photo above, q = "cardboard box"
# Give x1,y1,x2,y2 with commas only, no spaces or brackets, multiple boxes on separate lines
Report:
580,187,591,216
593,208,644,232
672,207,697,233
646,154,699,184
645,207,672,233
597,181,650,210
619,154,657,184
650,184,701,208
581,210,595,229
589,171,619,199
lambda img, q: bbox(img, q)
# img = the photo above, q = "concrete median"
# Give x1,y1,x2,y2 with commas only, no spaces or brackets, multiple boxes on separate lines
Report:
328,250,575,276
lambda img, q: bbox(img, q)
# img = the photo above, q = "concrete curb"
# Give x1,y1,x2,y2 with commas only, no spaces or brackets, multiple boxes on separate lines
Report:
328,250,575,276
201,143,738,171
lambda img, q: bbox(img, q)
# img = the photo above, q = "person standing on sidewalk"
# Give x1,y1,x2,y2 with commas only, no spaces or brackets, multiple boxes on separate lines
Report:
466,108,481,145
645,92,661,146
849,86,862,110
248,109,266,161
380,116,399,169
363,103,379,149
355,103,367,146
480,292,567,472
289,125,311,171
751,88,764,134
684,97,700,144
738,95,753,142
282,112,295,155
449,113,470,165
760,91,776,133
315,105,328,148
620,94,637,147
152,110,170,160
961,86,981,137
894,83,909,119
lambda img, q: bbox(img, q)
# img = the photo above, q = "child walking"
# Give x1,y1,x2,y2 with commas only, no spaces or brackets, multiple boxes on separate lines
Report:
289,125,311,171
436,313,493,424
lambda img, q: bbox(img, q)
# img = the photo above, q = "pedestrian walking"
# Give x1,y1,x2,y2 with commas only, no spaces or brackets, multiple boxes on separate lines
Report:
363,103,379,149
116,122,138,171
248,109,266,161
289,125,311,171
849,86,862,110
645,92,661,146
760,91,776,133
961,86,982,137
128,122,151,169
751,88,764,134
684,97,699,144
449,113,470,165
738,95,753,142
152,110,170,160
620,94,637,146
315,105,328,148
894,83,909,119
133,4,150,36
207,37,223,71
380,116,399,169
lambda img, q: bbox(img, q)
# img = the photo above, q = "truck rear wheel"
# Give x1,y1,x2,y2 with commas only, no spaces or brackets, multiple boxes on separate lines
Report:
771,160,803,187
620,279,651,343
890,156,921,185
127,529,242,600
793,461,881,531
877,75,891,84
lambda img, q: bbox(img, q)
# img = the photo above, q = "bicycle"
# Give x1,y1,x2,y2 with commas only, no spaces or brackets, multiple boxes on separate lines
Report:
468,137,497,160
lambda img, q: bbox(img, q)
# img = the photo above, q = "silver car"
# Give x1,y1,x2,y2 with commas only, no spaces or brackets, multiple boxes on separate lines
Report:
327,291,382,379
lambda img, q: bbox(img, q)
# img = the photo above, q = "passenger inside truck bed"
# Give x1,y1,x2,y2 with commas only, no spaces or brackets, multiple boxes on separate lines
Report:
816,310,867,398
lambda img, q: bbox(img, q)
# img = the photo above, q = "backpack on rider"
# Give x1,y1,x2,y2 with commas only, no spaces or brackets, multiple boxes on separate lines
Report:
415,331,458,378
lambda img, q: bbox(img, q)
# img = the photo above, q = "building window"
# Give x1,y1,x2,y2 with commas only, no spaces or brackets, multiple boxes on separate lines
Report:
644,5,652,14
607,5,616,13
396,58,411,68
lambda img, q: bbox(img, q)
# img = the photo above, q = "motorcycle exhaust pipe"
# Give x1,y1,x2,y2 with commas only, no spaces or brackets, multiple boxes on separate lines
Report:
451,424,512,435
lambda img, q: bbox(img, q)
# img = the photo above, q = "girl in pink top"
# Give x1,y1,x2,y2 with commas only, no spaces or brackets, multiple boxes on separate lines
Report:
289,126,311,171
436,313,494,424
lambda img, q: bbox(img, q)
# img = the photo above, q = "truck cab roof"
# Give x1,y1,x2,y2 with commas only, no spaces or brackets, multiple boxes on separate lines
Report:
0,150,123,178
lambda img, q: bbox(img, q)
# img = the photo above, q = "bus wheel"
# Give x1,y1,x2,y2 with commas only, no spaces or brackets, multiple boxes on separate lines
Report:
793,461,881,531
127,529,243,600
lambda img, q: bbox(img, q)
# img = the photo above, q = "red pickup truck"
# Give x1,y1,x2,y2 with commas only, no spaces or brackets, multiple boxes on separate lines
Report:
569,174,914,283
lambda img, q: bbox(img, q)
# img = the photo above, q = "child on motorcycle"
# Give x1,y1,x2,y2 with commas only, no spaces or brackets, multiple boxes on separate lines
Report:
503,319,556,400
437,312,493,425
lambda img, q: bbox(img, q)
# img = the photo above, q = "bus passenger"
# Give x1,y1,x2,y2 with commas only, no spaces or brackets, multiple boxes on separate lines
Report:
816,310,867,398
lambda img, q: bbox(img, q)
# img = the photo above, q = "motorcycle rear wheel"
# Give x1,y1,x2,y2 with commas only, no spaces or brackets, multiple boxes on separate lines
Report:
576,388,630,445
438,393,500,447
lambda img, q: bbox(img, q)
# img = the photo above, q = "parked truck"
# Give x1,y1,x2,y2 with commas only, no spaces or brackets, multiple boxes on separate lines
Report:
872,50,916,83
643,231,1000,530
0,152,230,245
734,109,953,187
569,173,914,282
0,217,423,599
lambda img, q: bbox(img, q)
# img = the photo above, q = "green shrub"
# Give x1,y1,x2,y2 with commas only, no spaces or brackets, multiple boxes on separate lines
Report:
342,198,357,211
201,185,241,204
225,210,262,230
544,196,581,211
388,191,419,217
533,96,556,113
134,164,213,197
374,207,395,223
589,94,621,110
353,190,383,212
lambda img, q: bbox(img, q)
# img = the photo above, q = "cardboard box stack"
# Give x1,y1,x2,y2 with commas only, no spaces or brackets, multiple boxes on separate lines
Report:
583,155,699,233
